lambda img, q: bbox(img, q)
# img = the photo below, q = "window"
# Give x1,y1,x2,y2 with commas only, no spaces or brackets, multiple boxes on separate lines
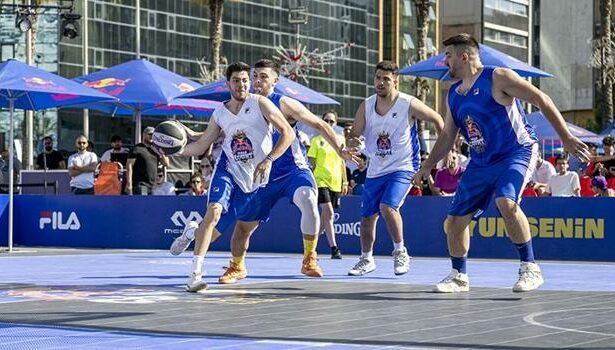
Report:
485,0,528,17
403,33,415,50
403,1,412,17
484,28,527,48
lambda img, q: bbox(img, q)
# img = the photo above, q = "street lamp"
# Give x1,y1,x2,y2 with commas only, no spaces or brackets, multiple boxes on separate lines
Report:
60,12,81,39
15,8,34,33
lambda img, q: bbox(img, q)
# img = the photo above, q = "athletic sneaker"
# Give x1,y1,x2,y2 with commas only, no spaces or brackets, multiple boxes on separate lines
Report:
348,258,376,276
218,261,248,284
331,246,342,259
433,269,470,293
186,272,208,292
170,221,198,256
393,247,411,275
301,252,324,277
512,262,544,292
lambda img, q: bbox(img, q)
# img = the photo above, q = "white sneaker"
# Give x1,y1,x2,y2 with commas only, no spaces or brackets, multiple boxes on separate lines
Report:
392,247,411,275
348,258,376,276
186,272,208,293
433,269,470,293
513,262,544,292
170,221,198,256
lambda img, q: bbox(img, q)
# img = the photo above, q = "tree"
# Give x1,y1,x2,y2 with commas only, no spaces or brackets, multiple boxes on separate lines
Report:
591,0,614,129
414,0,432,146
193,0,226,82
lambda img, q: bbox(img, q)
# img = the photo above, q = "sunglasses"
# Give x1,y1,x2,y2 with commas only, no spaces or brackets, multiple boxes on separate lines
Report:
77,141,87,145
323,119,335,124
191,180,202,184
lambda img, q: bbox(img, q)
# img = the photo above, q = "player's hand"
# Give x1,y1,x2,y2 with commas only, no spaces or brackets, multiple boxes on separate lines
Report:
347,137,363,149
412,167,430,187
253,158,272,185
562,136,590,162
339,147,361,165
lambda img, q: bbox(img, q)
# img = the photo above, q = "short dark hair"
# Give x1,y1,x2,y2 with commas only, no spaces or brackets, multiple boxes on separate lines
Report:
322,110,338,120
190,173,202,182
43,136,53,142
443,33,480,54
110,135,122,142
375,60,399,75
603,135,614,146
254,59,280,75
555,154,569,162
225,61,251,81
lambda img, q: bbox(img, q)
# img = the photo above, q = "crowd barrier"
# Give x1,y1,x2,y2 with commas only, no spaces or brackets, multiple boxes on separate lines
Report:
0,195,612,261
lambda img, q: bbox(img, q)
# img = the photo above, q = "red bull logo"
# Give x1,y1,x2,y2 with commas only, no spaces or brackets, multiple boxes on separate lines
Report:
83,78,130,96
231,130,254,163
23,77,62,91
173,82,195,93
83,78,130,89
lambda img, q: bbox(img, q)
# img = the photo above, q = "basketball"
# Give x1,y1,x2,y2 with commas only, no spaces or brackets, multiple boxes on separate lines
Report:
152,120,187,155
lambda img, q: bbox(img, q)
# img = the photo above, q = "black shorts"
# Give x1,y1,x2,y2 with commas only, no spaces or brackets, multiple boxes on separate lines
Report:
318,187,341,208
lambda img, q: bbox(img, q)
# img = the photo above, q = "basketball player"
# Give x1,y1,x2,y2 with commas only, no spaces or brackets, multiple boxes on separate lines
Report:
412,34,590,293
171,59,359,283
346,60,444,277
177,61,294,292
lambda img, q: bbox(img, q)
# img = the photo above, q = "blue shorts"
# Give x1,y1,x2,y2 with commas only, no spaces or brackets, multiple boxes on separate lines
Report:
214,168,315,232
361,170,414,218
240,168,316,222
449,144,537,217
208,166,260,233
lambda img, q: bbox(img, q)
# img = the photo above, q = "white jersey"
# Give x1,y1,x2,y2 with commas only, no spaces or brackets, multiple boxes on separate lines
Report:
363,92,420,178
213,93,273,193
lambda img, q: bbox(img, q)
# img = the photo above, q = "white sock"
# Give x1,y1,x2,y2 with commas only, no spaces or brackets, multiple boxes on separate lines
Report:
192,255,204,275
393,241,404,252
361,251,373,260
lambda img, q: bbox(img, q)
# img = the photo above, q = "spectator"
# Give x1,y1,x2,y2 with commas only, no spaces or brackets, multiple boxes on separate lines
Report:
67,135,98,195
87,140,95,154
0,149,21,194
152,169,176,196
182,172,207,196
199,156,214,190
126,126,169,195
308,110,348,259
591,175,615,197
418,151,436,196
100,135,130,165
531,151,556,195
433,151,465,196
36,136,66,170
350,154,368,195
545,155,580,197
521,181,538,197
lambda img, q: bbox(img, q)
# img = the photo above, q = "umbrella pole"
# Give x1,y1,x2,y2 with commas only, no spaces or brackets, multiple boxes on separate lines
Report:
8,98,15,253
135,110,142,144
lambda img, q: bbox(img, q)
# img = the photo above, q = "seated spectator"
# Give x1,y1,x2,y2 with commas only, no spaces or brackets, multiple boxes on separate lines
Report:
578,173,595,197
183,172,207,196
36,136,66,170
68,135,98,195
199,156,214,189
152,170,176,196
521,181,538,197
591,175,615,197
545,155,580,197
100,135,130,165
433,151,465,196
531,151,556,195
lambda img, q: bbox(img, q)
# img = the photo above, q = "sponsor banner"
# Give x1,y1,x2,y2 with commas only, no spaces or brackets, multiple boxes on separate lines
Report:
5,195,614,261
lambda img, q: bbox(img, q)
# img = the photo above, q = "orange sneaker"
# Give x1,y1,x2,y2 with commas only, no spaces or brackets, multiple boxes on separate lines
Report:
301,252,324,277
218,261,247,284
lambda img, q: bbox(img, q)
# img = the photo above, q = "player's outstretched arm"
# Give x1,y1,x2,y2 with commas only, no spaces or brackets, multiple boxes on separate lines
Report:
493,68,590,162
179,119,221,157
410,98,444,134
259,96,295,159
282,97,359,164
412,102,458,186
347,102,366,148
